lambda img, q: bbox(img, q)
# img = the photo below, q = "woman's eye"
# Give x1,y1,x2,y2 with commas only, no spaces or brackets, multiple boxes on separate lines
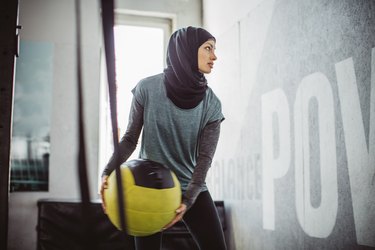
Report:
205,46,211,51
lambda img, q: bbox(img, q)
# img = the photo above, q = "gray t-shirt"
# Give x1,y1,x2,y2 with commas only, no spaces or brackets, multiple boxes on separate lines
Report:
132,73,224,191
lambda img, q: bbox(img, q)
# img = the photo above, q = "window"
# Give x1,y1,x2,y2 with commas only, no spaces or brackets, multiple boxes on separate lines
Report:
114,25,164,137
98,13,172,187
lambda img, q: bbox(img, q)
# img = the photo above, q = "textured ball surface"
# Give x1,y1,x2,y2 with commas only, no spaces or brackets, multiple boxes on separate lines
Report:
104,159,181,236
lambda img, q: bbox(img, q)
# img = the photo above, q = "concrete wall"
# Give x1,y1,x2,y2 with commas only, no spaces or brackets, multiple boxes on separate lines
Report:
203,0,375,249
8,0,201,249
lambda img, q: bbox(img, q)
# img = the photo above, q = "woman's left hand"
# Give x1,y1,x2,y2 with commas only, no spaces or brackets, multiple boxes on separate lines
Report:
162,203,187,231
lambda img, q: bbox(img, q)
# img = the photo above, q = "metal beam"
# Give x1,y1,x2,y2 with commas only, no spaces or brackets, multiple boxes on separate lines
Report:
0,0,19,249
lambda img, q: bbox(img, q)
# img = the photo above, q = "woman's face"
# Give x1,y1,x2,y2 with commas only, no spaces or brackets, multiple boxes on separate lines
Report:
198,39,217,74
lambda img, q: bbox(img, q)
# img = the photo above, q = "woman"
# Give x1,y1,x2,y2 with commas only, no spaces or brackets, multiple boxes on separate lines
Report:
101,26,226,250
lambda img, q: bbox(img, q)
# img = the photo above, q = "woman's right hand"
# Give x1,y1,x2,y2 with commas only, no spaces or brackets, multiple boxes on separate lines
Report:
100,175,109,214
162,203,187,231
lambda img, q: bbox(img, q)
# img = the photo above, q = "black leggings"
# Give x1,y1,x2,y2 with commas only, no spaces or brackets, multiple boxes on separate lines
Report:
134,191,227,250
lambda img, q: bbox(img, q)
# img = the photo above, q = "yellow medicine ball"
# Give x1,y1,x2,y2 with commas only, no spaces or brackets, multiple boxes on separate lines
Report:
104,159,181,236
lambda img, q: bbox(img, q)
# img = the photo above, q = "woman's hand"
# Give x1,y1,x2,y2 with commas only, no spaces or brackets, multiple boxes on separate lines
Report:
100,175,109,214
162,203,187,231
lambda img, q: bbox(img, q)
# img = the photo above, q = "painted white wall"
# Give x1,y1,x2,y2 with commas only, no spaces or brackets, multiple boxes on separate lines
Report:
8,0,201,249
203,3,276,249
203,0,375,249
203,0,264,37
115,0,202,29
